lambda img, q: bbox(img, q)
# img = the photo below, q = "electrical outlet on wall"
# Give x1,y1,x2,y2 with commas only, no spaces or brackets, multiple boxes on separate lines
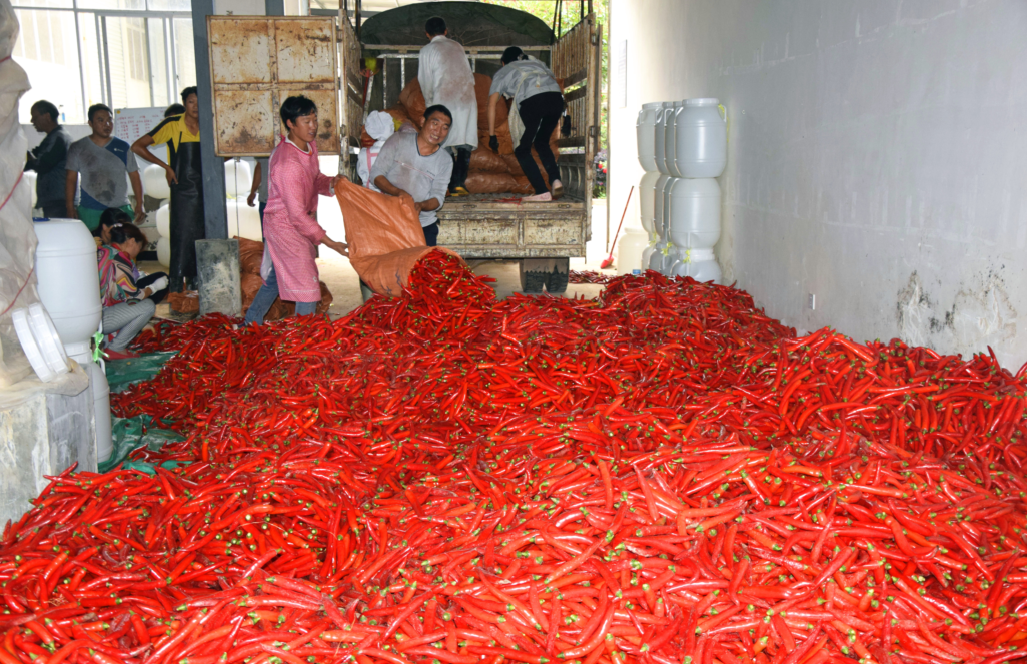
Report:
808,293,816,310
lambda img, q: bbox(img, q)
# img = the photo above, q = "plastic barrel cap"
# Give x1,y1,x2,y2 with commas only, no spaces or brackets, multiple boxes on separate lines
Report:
12,308,57,383
28,303,70,376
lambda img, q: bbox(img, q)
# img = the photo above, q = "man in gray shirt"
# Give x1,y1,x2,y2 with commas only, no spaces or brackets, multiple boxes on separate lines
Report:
25,100,72,218
65,103,143,232
370,105,454,247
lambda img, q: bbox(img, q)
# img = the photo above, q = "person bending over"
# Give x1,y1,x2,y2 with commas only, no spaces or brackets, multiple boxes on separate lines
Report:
243,95,349,326
370,105,454,247
97,223,169,359
488,46,565,202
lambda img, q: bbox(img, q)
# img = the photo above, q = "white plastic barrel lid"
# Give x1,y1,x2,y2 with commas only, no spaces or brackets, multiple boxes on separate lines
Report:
642,102,663,110
12,308,57,383
28,303,70,375
685,98,720,106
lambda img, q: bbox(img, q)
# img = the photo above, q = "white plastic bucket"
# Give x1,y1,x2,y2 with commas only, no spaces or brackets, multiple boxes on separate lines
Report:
638,171,661,235
668,178,721,249
225,200,263,241
664,101,685,178
157,237,171,267
653,174,672,240
65,345,112,464
143,164,171,201
616,228,649,276
648,240,674,274
674,98,727,178
224,159,253,199
641,241,658,272
636,102,662,172
33,220,103,347
670,247,722,283
156,202,170,238
653,102,675,176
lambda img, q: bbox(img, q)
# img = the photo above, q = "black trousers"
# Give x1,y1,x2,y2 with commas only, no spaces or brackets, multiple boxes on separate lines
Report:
41,202,68,218
137,271,169,305
422,222,439,247
515,91,564,195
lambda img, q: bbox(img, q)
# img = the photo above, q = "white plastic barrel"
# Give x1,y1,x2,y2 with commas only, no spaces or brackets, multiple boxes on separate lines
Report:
157,237,171,267
653,102,674,176
33,220,102,347
670,247,722,283
225,200,263,241
616,228,649,276
143,164,171,201
636,102,662,172
156,202,170,238
641,241,658,272
668,178,721,249
224,159,253,199
664,101,685,178
674,98,727,178
648,240,674,274
65,345,112,464
638,171,661,235
653,174,672,240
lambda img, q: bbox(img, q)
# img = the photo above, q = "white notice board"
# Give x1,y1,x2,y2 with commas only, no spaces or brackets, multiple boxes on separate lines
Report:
114,107,166,145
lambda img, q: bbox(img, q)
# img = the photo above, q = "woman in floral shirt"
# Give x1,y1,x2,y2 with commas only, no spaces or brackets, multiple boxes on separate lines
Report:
97,224,168,359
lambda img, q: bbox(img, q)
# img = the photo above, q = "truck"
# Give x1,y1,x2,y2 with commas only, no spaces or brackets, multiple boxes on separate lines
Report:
206,2,600,293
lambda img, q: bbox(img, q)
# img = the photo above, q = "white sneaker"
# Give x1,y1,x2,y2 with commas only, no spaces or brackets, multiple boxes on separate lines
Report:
523,192,553,202
551,180,564,199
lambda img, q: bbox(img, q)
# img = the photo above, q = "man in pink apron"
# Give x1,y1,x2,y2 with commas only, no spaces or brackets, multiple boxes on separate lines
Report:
243,95,349,326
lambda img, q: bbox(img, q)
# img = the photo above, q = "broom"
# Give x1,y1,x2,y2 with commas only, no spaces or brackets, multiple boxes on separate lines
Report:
600,185,634,269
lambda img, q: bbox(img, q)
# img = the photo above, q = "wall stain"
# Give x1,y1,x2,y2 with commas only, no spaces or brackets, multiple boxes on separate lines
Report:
897,268,1018,361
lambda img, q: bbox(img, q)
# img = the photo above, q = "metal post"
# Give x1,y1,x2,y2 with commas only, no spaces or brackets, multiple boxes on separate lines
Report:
190,0,227,240
355,0,361,38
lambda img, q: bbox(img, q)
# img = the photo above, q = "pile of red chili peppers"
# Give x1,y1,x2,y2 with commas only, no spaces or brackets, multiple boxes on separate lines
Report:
568,271,616,285
3,250,1027,664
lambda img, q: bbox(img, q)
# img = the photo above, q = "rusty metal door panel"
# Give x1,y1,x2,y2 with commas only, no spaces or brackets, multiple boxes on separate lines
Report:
213,91,275,154
275,20,336,83
337,14,363,179
209,19,271,84
208,16,340,157
523,215,583,248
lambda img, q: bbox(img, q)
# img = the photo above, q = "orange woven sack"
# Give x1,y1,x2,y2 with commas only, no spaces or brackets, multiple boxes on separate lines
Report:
335,180,462,296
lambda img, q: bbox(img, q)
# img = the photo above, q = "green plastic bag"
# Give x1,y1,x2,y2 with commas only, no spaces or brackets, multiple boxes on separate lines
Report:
98,415,185,473
104,352,177,394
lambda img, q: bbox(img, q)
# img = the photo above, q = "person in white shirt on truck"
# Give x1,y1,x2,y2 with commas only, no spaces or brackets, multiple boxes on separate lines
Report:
417,16,477,197
487,46,565,202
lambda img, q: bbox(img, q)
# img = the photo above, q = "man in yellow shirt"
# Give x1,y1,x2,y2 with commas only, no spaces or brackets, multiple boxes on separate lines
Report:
131,87,204,293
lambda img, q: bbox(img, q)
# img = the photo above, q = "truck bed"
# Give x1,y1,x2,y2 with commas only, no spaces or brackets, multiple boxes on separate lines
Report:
437,196,589,259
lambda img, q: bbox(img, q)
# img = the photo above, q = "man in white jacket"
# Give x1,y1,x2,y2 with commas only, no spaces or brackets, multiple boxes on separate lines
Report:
418,16,477,197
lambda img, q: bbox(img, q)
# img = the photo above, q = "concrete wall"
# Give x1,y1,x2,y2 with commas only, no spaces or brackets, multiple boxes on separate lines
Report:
608,0,1027,370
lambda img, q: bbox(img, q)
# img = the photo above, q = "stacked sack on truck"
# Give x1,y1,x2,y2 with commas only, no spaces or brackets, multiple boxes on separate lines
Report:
360,73,561,195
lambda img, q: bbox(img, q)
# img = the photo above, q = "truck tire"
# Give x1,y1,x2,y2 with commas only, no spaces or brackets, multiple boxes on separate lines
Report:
546,258,570,294
520,269,548,294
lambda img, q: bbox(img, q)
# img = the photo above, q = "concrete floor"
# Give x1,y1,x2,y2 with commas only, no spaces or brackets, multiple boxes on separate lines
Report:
140,255,612,320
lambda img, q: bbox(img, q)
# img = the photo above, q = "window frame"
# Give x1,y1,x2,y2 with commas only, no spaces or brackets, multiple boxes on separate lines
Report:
11,0,193,119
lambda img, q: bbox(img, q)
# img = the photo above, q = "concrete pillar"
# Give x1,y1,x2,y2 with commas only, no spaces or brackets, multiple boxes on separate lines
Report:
196,239,242,316
191,0,227,241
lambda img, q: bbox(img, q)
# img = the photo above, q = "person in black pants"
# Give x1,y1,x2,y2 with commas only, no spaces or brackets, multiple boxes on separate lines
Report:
487,47,565,201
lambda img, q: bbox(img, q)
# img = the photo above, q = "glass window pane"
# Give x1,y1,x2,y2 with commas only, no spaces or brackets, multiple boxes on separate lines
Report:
13,8,85,123
104,15,151,108
147,0,189,11
10,0,73,9
78,12,105,110
148,17,168,107
172,17,195,93
76,0,144,10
